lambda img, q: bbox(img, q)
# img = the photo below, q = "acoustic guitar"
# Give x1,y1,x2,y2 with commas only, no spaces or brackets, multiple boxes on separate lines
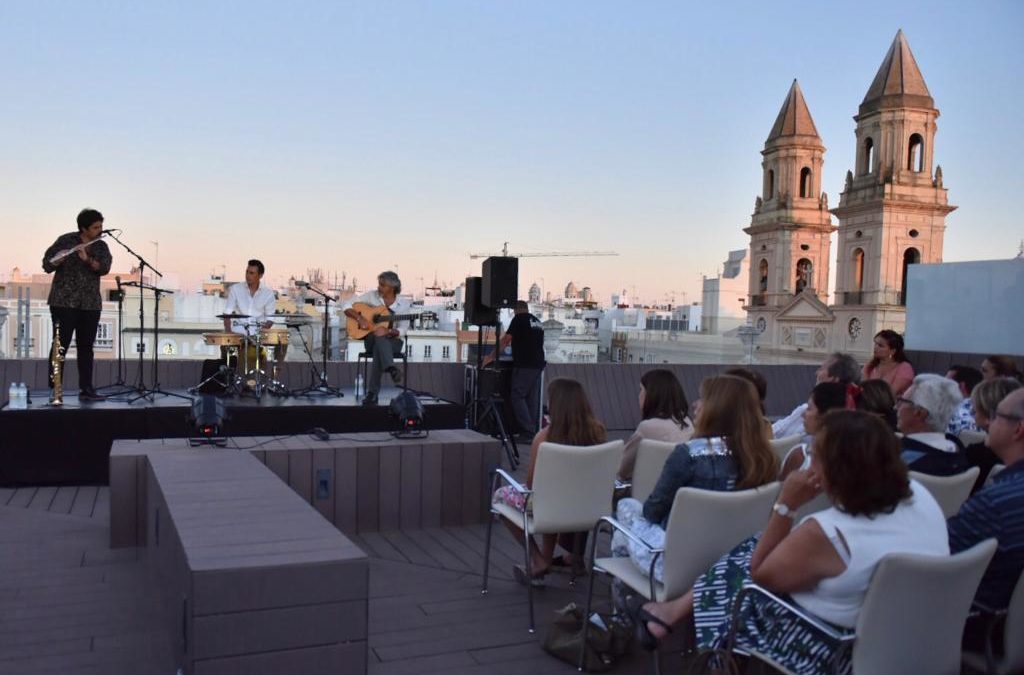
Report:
345,302,423,340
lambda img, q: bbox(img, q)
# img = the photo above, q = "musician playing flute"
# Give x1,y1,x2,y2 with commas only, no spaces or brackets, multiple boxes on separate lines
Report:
343,271,409,406
41,208,112,402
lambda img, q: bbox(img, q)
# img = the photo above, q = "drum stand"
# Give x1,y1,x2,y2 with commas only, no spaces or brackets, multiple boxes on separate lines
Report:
237,329,288,401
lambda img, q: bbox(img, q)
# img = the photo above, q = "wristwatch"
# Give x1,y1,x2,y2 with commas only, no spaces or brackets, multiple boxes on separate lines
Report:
772,502,795,519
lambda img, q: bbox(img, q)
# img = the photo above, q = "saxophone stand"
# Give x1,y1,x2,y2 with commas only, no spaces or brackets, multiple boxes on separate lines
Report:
291,283,344,397
127,283,191,404
95,275,133,396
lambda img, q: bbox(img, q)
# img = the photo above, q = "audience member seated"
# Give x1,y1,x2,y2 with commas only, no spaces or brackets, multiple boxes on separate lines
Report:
491,377,606,586
965,377,1024,492
946,364,984,434
772,353,860,439
617,369,694,481
631,411,947,674
896,373,969,476
854,378,898,431
949,387,1024,658
862,329,915,396
611,374,777,582
981,354,1024,383
779,382,849,480
724,367,774,439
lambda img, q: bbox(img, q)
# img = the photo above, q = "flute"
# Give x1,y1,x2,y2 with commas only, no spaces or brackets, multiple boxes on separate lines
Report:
49,236,105,265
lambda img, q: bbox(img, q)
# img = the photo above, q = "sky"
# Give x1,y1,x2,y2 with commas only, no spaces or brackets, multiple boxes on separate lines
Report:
1,1,1022,305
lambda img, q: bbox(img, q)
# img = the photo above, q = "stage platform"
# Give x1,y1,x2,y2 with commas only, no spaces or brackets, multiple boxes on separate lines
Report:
0,386,465,486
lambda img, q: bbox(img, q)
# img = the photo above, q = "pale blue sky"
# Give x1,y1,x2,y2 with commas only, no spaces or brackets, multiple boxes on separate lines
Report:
1,1,1021,303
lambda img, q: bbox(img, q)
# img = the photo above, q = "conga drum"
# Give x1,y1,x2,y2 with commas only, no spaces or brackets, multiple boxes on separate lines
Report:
203,332,242,367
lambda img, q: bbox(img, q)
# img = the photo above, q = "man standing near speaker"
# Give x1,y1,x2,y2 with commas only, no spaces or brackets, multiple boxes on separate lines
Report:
343,271,408,406
484,300,546,438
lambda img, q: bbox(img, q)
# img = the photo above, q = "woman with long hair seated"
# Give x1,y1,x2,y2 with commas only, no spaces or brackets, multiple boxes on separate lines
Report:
854,378,898,431
634,411,948,675
862,329,915,396
491,377,606,585
612,374,778,583
617,368,694,481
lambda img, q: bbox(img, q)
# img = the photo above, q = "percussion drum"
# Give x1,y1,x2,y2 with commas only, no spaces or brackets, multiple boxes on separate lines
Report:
203,332,243,347
260,328,290,346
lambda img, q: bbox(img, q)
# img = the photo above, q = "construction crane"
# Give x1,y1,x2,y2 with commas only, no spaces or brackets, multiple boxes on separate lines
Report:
469,242,618,259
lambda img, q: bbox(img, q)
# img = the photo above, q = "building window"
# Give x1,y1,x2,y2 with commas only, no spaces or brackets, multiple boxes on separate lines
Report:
862,137,874,175
423,345,432,359
766,169,775,200
95,321,115,350
799,167,812,198
852,248,865,291
441,345,450,360
900,248,921,306
795,258,812,293
907,134,924,172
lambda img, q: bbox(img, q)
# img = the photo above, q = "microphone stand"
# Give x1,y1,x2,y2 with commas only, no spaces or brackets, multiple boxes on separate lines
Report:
126,282,190,403
96,275,132,395
291,283,344,397
102,231,168,402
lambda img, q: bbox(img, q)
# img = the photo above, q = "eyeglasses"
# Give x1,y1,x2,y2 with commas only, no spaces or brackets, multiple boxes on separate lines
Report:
994,411,1023,424
895,397,923,409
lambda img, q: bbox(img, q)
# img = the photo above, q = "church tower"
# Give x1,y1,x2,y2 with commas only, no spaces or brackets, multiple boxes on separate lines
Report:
746,80,835,351
831,30,956,353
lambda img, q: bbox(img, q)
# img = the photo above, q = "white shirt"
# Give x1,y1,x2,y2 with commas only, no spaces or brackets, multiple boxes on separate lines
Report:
791,480,948,628
772,403,808,439
343,290,413,332
223,281,277,335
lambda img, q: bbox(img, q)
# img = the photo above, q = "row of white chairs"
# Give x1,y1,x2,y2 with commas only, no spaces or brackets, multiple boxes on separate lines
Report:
479,438,1019,674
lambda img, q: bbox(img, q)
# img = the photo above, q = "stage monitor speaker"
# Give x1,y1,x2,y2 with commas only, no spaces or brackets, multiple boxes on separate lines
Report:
482,256,518,308
464,276,498,326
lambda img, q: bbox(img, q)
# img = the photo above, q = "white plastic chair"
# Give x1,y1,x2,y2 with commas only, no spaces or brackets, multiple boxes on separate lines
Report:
909,468,980,518
481,439,623,632
958,429,987,447
728,538,997,675
985,463,1006,488
962,568,1024,675
581,483,780,671
769,434,803,465
630,439,677,504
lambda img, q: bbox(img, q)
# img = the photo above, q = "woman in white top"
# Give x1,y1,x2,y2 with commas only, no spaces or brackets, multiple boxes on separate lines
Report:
778,381,849,479
617,369,693,481
630,410,948,675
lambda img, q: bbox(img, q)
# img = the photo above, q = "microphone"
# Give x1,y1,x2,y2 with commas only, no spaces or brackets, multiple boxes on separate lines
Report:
101,229,120,235
115,275,122,288
295,280,309,287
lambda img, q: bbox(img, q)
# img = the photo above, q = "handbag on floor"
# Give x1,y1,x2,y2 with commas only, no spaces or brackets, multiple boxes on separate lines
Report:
542,602,633,672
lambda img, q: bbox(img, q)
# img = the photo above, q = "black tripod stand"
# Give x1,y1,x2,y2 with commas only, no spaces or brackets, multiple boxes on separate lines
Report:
291,282,344,397
475,389,520,469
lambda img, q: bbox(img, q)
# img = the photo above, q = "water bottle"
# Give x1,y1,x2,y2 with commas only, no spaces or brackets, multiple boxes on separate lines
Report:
17,383,28,409
7,382,16,409
354,373,364,398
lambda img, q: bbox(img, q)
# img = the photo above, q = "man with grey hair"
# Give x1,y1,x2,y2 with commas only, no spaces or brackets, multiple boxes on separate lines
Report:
343,271,410,406
772,352,860,439
897,373,969,475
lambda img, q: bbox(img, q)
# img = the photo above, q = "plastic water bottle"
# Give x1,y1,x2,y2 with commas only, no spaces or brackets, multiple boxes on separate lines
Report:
354,373,364,398
7,382,16,409
19,383,28,408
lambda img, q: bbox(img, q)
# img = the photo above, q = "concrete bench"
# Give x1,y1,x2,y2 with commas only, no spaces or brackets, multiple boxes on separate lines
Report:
144,449,367,675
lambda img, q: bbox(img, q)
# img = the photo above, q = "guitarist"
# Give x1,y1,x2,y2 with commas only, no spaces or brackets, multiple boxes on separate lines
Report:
343,271,409,406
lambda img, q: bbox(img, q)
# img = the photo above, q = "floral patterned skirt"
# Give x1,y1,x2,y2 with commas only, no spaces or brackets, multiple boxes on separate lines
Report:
692,535,852,675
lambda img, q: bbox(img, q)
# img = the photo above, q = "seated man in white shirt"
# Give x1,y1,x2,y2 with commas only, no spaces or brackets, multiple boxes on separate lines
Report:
223,259,282,367
772,352,860,439
342,271,409,406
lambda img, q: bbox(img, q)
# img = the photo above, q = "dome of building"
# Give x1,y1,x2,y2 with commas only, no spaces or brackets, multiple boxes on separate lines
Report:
564,281,579,299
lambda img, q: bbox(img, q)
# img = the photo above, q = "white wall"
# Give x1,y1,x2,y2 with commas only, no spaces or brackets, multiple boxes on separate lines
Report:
906,258,1024,355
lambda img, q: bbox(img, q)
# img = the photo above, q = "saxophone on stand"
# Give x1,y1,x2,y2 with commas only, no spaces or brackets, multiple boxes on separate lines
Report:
50,322,64,406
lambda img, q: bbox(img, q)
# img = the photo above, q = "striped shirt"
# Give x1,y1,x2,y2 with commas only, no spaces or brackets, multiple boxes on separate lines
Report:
948,460,1024,609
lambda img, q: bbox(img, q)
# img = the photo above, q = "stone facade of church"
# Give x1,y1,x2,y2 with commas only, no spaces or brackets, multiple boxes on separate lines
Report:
745,30,956,361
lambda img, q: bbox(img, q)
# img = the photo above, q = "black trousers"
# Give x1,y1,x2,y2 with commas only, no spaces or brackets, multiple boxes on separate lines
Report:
50,306,101,392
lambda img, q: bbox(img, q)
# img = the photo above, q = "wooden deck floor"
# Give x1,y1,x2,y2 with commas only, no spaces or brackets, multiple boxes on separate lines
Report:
0,483,683,675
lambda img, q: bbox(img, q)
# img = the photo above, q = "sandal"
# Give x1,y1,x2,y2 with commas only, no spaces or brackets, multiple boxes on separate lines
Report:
512,564,547,588
624,594,673,651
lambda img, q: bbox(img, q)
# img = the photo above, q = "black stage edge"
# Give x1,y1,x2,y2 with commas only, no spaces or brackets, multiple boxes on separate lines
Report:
0,388,465,486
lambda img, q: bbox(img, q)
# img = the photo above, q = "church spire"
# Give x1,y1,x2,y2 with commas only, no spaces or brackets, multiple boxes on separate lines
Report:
767,79,821,143
860,29,934,115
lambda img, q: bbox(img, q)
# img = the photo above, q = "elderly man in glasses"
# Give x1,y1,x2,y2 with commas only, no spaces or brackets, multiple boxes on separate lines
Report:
896,373,969,476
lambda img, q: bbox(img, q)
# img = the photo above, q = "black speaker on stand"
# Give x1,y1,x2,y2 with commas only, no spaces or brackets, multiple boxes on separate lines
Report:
482,256,518,309
464,276,498,326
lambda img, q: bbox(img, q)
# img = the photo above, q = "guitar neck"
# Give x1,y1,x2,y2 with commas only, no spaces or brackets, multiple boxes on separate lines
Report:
374,313,419,323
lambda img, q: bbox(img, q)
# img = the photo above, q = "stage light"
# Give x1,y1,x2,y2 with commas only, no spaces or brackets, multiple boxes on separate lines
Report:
389,391,426,438
189,394,228,446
